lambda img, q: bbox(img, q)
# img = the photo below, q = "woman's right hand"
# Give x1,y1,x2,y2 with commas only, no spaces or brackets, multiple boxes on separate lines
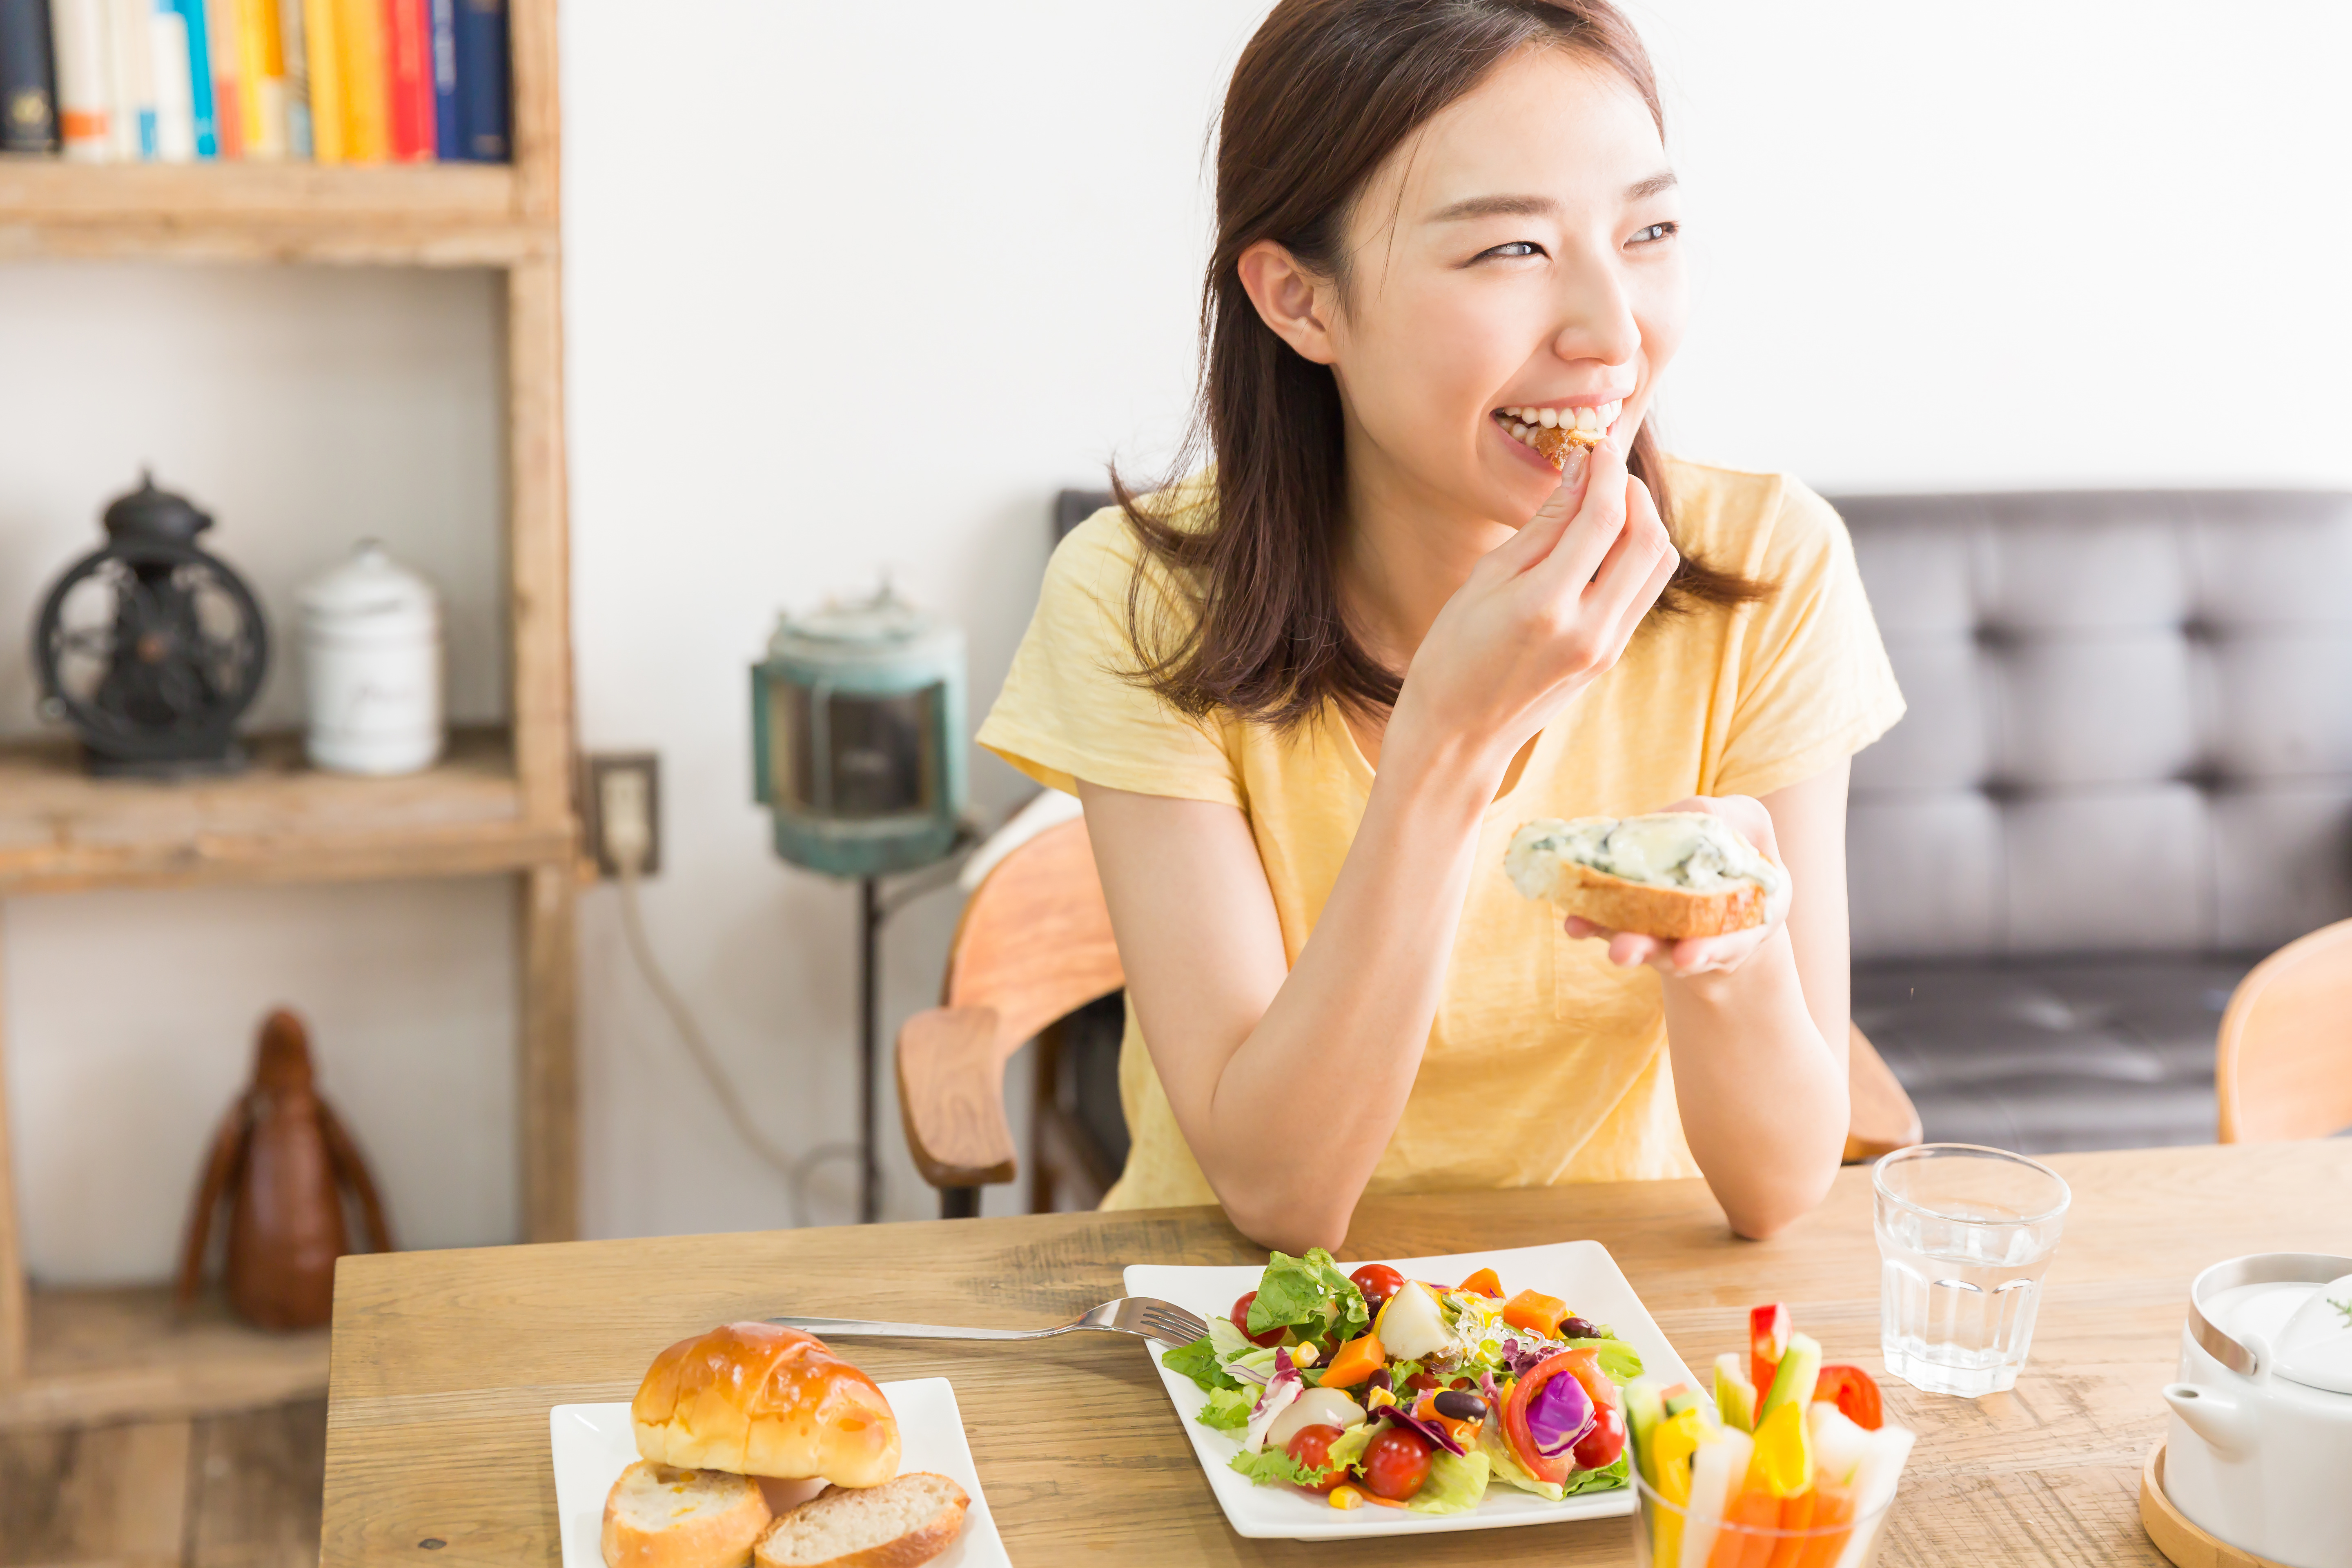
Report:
1387,439,1679,777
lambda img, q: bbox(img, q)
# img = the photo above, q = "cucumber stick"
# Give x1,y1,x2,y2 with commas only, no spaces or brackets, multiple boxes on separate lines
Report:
1623,1377,1666,1489
1713,1352,1756,1432
1758,1330,1822,1419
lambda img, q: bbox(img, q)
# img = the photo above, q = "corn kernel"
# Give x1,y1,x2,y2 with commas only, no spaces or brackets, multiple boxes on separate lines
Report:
1365,1386,1397,1410
1290,1341,1319,1368
1329,1485,1364,1510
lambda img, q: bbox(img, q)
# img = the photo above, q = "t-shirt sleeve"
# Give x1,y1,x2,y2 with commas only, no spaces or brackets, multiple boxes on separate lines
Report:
976,509,1245,809
1710,478,1907,800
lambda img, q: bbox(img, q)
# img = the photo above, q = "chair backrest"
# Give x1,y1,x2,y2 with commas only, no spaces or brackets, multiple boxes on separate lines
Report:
1839,490,2352,961
945,815,1123,1056
2216,916,2352,1141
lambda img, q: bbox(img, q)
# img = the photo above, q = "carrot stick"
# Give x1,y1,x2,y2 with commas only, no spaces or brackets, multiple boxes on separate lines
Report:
1707,1488,1781,1568
1792,1482,1857,1568
1765,1488,1817,1568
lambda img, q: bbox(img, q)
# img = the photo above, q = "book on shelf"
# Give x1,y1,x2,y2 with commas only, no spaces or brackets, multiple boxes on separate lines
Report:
1,0,60,153
23,0,504,162
381,0,426,160
50,0,106,157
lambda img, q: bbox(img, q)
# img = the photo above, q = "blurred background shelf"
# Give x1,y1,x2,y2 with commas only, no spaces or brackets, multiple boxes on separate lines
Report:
0,159,552,264
0,1285,327,1433
0,726,573,896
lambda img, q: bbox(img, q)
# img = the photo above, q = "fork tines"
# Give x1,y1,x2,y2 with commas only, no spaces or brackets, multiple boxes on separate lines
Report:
1143,1303,1210,1343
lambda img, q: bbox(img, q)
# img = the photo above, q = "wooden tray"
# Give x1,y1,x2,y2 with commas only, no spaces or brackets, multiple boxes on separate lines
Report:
2141,1442,2291,1568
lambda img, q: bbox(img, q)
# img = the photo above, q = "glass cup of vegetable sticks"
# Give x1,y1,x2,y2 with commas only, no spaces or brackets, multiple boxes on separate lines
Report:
1632,1470,1895,1568
1872,1143,2071,1397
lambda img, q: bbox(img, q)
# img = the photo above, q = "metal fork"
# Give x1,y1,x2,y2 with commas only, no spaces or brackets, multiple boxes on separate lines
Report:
770,1295,1208,1346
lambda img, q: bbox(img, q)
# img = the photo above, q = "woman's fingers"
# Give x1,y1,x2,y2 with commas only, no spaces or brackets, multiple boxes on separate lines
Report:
1524,441,1632,593
1486,447,1593,575
1581,474,1676,633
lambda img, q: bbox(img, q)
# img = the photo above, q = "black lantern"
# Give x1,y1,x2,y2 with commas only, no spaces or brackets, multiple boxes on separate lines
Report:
33,472,269,777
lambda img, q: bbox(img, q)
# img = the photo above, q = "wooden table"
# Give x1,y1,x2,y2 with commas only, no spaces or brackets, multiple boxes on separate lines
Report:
321,1141,2351,1565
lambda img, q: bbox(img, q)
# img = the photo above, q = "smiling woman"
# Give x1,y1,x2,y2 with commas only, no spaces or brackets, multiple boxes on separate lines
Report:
978,0,1906,1250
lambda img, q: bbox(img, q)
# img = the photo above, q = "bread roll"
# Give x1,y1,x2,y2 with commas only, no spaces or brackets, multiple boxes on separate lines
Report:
633,1322,900,1489
1505,813,1781,940
602,1461,771,1568
754,1472,969,1568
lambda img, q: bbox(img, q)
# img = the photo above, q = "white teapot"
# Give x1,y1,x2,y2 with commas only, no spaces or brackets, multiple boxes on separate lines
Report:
2161,1253,2352,1568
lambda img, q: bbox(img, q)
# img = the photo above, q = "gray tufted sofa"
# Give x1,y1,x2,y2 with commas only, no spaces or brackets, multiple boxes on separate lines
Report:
1838,490,2352,1153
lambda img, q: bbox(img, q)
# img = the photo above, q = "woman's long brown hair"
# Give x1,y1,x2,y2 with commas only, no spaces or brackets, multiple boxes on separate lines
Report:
1114,0,1768,731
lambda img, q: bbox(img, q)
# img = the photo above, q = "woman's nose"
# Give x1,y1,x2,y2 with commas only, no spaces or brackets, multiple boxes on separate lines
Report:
1549,250,1641,369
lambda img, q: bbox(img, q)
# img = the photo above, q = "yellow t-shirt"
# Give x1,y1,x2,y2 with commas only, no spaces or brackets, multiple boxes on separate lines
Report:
976,457,1905,1211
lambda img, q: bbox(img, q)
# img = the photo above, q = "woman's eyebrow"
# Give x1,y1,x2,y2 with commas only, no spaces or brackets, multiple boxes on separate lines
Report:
1426,170,1679,223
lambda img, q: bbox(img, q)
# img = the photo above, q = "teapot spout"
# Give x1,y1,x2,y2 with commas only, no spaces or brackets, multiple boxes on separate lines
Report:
2163,1382,2257,1459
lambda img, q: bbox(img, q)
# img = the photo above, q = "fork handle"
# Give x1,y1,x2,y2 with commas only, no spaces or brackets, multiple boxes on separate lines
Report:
767,1315,1061,1342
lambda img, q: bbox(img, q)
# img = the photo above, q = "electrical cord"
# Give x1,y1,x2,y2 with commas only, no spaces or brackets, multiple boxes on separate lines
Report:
612,846,860,1229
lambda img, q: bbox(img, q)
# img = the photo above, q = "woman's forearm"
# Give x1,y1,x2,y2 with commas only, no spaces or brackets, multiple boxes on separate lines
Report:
1662,929,1848,1238
1148,738,1504,1252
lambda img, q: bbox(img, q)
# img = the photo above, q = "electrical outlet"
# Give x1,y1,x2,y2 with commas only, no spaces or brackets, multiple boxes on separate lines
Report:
583,753,661,877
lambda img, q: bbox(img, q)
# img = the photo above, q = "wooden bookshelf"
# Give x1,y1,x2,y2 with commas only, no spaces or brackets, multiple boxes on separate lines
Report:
0,0,579,1429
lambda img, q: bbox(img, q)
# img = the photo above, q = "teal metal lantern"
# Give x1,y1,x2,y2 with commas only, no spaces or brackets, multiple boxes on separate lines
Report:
751,588,967,880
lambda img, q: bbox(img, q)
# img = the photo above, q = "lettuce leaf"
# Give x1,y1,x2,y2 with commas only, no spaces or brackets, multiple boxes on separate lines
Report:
1563,1452,1631,1495
1564,1337,1644,1384
1228,1446,1326,1488
1480,1419,1565,1501
1404,1447,1491,1514
1162,1335,1240,1392
1197,1385,1255,1430
1325,1423,1373,1471
1245,1248,1370,1341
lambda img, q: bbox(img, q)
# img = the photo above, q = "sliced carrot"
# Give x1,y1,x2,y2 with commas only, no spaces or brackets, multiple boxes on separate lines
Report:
1706,1486,1781,1568
1502,1287,1569,1338
1457,1267,1503,1299
1764,1488,1817,1568
1791,1482,1857,1568
1318,1330,1386,1388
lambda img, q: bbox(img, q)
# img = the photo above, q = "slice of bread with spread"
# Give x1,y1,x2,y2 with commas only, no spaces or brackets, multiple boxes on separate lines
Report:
602,1460,772,1568
753,1472,970,1568
1504,811,1782,940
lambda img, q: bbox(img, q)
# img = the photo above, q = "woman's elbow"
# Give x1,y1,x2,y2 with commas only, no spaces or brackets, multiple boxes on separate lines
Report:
1220,1187,1355,1257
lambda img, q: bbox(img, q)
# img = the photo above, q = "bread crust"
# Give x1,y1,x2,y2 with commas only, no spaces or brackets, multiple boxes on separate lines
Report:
753,1474,969,1568
602,1460,771,1568
1541,859,1766,940
1531,423,1603,468
632,1323,900,1488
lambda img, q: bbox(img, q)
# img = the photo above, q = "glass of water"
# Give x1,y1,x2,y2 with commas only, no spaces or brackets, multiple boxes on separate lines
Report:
1874,1143,2070,1397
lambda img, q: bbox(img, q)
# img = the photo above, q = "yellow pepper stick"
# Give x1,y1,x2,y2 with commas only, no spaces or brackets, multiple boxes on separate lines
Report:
1747,1401,1814,1499
1652,1406,1707,1565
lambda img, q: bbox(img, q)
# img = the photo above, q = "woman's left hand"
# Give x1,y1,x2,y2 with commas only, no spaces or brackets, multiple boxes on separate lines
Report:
1563,795,1793,977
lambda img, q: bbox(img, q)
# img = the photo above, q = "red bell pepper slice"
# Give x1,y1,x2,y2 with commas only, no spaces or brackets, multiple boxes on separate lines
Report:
1749,1303,1791,1407
1501,1350,1579,1485
1814,1364,1884,1431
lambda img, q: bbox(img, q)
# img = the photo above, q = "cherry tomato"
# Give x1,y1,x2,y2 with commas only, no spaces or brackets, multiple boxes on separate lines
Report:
1228,1291,1286,1349
1402,1369,1440,1393
1571,1396,1626,1470
1283,1423,1349,1494
1358,1424,1434,1501
1350,1263,1404,1312
1815,1365,1885,1431
1448,1375,1478,1391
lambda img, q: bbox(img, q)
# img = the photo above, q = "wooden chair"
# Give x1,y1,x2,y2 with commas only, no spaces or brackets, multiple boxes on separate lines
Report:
2216,917,2352,1143
898,819,1925,1214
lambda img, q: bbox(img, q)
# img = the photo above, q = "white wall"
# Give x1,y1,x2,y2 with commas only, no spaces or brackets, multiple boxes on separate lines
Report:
7,2,2350,1279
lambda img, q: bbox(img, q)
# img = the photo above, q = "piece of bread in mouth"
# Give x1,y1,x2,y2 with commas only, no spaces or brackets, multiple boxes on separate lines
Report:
603,1461,773,1568
753,1472,970,1568
1532,422,1604,468
632,1322,900,1488
1504,812,1783,940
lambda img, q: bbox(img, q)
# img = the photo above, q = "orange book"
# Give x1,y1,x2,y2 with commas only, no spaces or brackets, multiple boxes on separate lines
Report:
301,0,343,160
331,0,387,162
380,0,430,160
234,0,288,156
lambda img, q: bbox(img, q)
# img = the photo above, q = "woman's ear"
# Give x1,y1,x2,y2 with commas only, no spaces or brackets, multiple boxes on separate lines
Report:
1236,239,1339,365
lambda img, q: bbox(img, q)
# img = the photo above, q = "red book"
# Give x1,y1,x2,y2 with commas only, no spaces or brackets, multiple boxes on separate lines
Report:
382,0,432,160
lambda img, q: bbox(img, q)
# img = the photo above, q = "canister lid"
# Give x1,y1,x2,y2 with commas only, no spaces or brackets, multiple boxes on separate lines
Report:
296,541,440,623
2273,1272,2352,1395
2190,1253,2352,1395
765,587,961,665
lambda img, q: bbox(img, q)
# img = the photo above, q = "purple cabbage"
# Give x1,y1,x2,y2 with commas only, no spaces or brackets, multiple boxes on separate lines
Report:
1479,1368,1505,1414
1372,1402,1468,1457
1523,1368,1594,1458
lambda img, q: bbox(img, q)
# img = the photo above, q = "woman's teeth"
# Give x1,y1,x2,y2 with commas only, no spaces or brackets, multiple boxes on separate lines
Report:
1497,401,1620,446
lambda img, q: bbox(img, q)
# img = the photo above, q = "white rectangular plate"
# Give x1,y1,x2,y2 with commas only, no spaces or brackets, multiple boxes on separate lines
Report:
1126,1240,1695,1540
550,1377,1009,1568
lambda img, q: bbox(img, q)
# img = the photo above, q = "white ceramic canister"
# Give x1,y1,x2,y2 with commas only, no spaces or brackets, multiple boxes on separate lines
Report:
296,541,444,775
2161,1253,2352,1568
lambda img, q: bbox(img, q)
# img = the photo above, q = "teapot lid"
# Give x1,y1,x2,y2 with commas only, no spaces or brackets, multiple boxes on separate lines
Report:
103,469,212,547
296,540,439,619
2191,1253,2352,1395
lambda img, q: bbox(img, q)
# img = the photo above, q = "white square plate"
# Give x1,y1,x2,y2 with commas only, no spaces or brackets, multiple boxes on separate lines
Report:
1126,1240,1695,1540
549,1378,1009,1568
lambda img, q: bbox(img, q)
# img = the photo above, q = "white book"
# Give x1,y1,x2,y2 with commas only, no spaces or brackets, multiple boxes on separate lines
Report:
51,0,114,160
106,0,153,157
148,1,194,161
275,0,306,156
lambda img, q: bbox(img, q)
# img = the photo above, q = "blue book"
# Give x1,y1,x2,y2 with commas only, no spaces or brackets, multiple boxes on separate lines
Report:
172,0,214,157
428,0,458,157
451,0,504,161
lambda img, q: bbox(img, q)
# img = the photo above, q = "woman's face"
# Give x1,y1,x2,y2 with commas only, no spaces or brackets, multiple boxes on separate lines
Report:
1319,47,1686,525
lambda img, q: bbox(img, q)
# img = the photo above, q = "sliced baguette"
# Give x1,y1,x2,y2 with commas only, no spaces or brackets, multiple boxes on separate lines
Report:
1538,858,1766,940
753,1472,969,1568
603,1461,772,1568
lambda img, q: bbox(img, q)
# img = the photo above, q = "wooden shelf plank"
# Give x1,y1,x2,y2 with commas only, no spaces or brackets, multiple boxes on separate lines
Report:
0,159,552,265
0,726,574,895
0,1284,327,1431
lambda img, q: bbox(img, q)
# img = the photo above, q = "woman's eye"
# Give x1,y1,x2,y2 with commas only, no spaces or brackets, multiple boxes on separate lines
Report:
1628,221,1679,246
1477,241,1544,262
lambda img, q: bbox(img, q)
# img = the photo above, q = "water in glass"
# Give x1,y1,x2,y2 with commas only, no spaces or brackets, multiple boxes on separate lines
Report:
1873,1144,2069,1397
